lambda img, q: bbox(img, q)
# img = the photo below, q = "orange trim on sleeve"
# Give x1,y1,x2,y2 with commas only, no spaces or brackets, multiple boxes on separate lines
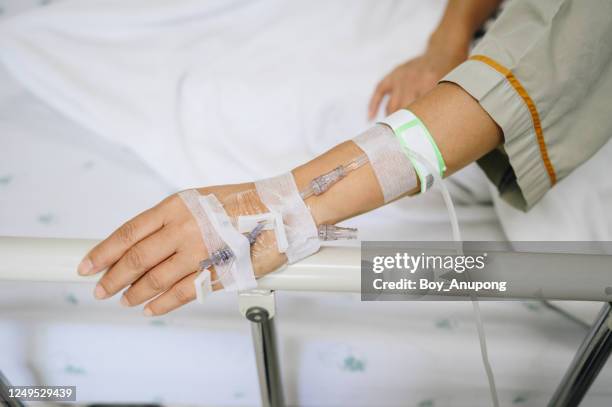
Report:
470,54,557,186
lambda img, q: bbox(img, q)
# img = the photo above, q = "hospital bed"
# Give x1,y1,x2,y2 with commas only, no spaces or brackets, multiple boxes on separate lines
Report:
0,34,512,407
4,70,611,404
1,0,612,406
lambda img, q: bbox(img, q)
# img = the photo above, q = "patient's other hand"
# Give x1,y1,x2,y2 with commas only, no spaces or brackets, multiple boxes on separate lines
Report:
76,184,286,316
368,33,469,119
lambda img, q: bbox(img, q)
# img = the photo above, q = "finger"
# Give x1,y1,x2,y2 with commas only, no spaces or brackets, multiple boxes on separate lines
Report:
121,252,196,306
94,226,178,299
368,79,391,120
143,271,199,316
79,206,165,276
386,89,402,115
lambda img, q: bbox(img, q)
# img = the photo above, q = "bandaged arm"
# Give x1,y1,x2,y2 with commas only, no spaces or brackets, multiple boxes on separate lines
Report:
78,82,502,316
300,82,502,227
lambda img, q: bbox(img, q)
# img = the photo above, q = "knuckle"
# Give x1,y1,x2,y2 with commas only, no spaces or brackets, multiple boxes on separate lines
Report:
163,193,179,204
160,194,181,211
172,284,193,304
125,246,146,270
123,290,137,306
146,271,165,292
182,219,200,240
158,195,181,225
118,221,137,245
87,249,103,269
378,78,390,89
100,276,116,294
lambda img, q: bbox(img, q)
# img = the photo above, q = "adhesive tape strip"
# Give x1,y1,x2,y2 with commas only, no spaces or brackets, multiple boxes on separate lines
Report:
353,124,417,202
179,189,237,301
255,172,320,263
199,194,257,292
179,189,258,303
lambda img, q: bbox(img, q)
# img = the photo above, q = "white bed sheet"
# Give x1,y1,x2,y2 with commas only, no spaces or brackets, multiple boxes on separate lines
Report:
0,60,505,242
0,1,504,240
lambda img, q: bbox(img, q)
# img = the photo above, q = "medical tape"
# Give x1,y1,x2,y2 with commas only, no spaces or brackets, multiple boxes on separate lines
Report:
255,172,320,263
352,124,418,202
178,190,256,303
199,193,257,291
179,190,225,299
378,109,446,194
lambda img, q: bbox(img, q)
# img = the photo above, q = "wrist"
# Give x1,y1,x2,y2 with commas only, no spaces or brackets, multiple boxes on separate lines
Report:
428,23,472,58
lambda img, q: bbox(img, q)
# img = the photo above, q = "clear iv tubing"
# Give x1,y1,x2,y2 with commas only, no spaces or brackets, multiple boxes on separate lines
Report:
300,154,369,199
407,150,500,407
202,222,357,286
200,222,267,286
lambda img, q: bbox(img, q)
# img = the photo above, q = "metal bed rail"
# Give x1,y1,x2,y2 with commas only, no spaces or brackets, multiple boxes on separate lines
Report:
0,237,611,301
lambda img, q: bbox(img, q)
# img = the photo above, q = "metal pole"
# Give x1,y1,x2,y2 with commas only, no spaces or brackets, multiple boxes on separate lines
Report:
246,307,285,407
548,303,612,407
0,371,26,407
5,237,612,301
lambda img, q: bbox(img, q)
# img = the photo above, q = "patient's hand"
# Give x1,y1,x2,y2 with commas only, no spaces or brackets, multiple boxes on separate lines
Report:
368,32,469,119
77,183,286,316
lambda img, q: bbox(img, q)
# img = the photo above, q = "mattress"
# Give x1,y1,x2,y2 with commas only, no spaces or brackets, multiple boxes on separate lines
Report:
0,2,610,406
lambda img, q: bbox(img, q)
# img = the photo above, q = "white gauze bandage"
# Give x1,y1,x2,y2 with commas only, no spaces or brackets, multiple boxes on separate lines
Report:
255,173,320,263
353,124,417,202
378,109,446,194
179,190,257,302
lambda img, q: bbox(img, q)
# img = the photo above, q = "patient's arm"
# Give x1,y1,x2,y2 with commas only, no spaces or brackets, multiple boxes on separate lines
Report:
307,82,502,225
368,0,503,118
78,82,502,316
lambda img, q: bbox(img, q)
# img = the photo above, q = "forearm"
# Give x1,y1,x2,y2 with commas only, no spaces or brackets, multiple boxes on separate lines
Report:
426,0,502,59
295,83,502,226
431,0,502,46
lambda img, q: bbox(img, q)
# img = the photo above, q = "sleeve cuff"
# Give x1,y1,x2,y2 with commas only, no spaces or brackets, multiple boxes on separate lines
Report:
441,59,552,211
